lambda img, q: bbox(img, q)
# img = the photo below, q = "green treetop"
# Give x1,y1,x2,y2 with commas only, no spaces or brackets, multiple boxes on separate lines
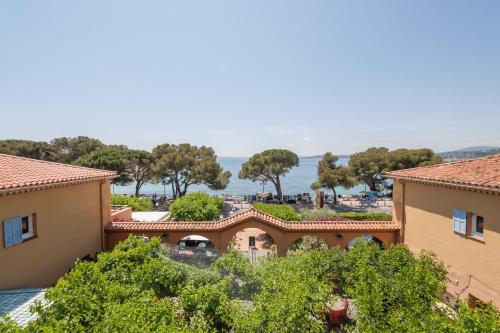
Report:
239,149,299,201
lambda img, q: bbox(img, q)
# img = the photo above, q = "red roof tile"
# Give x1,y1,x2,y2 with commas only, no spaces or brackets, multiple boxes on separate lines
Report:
386,154,500,191
0,154,116,193
105,208,400,232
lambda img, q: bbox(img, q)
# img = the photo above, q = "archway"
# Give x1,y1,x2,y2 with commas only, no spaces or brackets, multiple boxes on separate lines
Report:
347,235,384,250
170,234,220,267
287,235,329,255
228,228,277,261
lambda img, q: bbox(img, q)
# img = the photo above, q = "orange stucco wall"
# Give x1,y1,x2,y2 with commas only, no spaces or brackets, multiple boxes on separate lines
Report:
0,180,111,289
105,219,397,257
393,180,500,305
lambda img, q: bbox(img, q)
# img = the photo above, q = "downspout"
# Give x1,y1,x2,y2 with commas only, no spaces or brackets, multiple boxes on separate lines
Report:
99,180,105,251
400,181,406,244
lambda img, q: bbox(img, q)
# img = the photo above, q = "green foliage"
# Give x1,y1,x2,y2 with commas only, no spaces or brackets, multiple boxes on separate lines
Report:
75,146,153,196
50,136,105,163
0,139,58,161
112,194,153,211
349,147,442,191
2,235,499,333
152,143,231,198
388,148,443,170
239,149,299,200
341,241,449,332
348,147,391,192
298,208,392,221
312,152,358,203
253,202,299,221
337,212,392,221
169,192,224,221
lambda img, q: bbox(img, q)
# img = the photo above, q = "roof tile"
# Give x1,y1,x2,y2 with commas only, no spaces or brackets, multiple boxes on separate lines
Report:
386,154,500,191
0,154,116,192
105,208,400,232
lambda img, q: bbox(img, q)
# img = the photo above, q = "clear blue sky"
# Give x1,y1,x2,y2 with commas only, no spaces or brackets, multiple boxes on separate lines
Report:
1,1,499,156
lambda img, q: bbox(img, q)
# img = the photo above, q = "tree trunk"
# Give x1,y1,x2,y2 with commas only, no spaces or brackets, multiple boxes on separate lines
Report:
275,177,283,203
332,187,337,205
134,181,141,197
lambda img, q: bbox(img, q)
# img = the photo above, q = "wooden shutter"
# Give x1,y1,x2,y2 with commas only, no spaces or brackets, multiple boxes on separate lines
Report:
3,217,23,248
453,209,467,235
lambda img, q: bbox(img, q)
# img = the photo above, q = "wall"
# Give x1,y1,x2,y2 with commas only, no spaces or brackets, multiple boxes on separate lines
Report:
0,180,111,289
105,219,397,257
393,180,500,305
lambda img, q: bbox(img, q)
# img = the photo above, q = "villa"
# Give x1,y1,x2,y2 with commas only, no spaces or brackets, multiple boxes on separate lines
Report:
387,154,500,307
0,154,115,289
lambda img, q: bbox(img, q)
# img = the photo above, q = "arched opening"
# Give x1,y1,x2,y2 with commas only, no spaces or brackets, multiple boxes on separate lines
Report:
229,228,276,261
176,235,216,252
171,235,220,268
347,235,384,250
287,235,329,255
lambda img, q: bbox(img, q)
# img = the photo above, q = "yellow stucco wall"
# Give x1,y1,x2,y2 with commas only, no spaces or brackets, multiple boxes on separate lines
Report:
393,180,500,303
0,180,111,289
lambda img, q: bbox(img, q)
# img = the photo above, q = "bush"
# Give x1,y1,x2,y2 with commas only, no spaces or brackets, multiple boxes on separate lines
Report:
253,202,299,221
336,212,392,221
298,208,392,221
111,194,153,211
169,192,224,221
2,236,499,333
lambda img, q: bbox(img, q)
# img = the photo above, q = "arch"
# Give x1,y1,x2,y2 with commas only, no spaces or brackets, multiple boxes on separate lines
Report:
227,227,277,259
346,235,385,250
287,235,329,255
176,234,216,251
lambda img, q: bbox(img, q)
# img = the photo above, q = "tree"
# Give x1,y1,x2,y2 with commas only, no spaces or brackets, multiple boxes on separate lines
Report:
388,148,442,170
74,145,132,185
125,149,154,197
0,139,57,160
349,147,443,192
50,136,104,163
169,192,224,221
312,152,357,205
75,146,153,196
239,149,299,201
348,147,390,192
152,143,231,198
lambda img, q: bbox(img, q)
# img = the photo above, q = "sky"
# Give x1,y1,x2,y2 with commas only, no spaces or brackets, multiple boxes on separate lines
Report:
1,1,499,156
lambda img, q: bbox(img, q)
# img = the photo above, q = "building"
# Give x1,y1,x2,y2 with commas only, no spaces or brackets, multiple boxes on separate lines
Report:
0,154,115,289
387,154,500,307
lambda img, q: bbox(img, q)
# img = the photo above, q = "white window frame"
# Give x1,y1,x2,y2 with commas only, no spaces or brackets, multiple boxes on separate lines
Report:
471,214,484,238
20,215,34,240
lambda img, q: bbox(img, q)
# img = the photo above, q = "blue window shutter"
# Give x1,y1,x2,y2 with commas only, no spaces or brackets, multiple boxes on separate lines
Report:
453,209,466,235
3,218,22,248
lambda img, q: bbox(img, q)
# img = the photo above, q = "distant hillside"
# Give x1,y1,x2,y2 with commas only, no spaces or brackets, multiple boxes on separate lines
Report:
439,146,500,161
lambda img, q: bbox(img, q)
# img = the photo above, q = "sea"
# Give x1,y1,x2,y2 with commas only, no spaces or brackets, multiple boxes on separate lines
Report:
112,156,368,197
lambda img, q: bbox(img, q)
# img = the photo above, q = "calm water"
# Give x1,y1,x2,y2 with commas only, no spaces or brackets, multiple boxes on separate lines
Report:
113,156,367,197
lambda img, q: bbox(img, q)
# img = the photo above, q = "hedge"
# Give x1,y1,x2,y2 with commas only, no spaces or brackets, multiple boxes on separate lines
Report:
253,202,299,221
112,195,153,211
169,192,224,221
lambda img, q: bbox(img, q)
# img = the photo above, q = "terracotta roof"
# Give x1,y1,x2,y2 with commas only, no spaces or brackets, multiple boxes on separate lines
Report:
105,208,400,232
385,154,500,192
0,154,116,194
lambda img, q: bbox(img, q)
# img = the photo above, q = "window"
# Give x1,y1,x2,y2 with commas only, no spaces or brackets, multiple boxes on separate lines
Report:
452,209,485,241
3,214,36,248
471,214,484,238
249,236,256,247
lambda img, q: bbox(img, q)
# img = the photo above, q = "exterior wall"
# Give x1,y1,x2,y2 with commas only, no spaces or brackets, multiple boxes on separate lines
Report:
105,219,398,257
111,206,133,222
393,180,500,305
0,180,111,289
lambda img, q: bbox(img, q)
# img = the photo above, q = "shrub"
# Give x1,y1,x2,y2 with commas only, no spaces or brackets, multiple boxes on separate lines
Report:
299,208,391,221
111,194,153,211
336,212,392,221
169,192,224,221
253,202,299,221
